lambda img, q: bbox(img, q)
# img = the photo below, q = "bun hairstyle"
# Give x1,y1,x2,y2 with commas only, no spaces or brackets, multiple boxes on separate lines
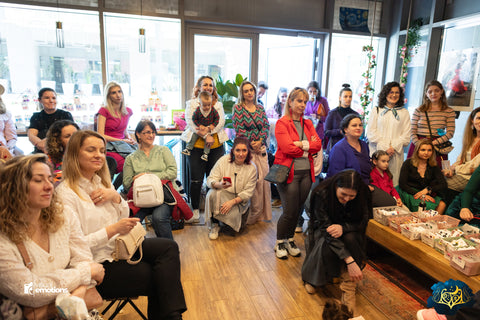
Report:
339,83,351,95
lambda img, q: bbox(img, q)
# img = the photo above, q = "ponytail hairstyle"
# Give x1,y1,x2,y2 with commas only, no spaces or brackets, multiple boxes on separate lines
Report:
371,150,393,180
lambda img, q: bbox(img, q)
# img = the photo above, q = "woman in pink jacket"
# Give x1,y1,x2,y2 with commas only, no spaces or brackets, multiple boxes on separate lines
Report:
273,87,322,260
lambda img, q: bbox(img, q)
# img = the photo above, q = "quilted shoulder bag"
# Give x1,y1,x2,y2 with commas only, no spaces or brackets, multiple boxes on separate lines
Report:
112,222,146,264
133,173,164,208
424,111,454,155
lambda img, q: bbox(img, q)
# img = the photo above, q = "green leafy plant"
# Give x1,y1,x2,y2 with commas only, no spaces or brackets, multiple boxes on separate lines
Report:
359,45,377,125
399,18,422,88
215,73,247,129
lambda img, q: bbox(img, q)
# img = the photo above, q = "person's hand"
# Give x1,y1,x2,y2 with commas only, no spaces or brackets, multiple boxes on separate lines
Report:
36,139,47,152
197,126,209,137
112,217,140,235
293,141,303,148
205,134,214,147
123,138,136,145
90,188,121,205
396,197,403,207
214,181,230,189
386,146,395,157
90,263,105,284
460,208,474,221
368,185,374,192
220,199,236,214
0,146,12,161
347,262,363,282
413,188,429,199
326,224,343,238
424,195,435,203
443,169,454,178
250,140,262,152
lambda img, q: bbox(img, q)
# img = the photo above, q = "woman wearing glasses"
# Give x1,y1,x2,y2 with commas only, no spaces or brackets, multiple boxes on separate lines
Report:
367,82,411,186
123,120,178,239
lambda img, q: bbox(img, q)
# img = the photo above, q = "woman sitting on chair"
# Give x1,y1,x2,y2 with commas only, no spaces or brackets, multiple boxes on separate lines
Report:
57,130,187,320
0,154,104,319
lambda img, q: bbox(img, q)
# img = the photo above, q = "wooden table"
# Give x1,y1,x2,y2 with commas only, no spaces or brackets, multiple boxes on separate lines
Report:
366,219,480,292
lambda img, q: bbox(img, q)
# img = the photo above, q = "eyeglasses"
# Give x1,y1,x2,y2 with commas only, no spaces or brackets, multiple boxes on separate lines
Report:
141,131,155,136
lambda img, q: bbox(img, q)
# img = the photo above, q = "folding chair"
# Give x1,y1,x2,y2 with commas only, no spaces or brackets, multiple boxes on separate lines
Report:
101,297,147,320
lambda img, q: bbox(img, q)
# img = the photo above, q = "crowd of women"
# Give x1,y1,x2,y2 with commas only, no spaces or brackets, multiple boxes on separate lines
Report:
1,74,479,318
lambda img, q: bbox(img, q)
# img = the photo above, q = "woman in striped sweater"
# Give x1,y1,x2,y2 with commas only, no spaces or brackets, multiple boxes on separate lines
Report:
408,80,456,164
232,80,272,225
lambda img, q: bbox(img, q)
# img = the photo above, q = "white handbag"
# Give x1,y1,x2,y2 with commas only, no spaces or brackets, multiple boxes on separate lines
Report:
133,173,164,208
112,222,146,264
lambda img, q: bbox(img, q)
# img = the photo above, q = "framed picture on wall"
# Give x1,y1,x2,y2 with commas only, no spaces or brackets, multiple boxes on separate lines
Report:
437,48,480,111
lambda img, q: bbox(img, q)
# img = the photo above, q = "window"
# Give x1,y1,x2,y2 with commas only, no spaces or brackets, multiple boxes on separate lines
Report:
104,14,181,128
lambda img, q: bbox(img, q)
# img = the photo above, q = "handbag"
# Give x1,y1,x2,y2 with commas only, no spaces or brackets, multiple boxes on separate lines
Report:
133,173,164,208
424,111,454,154
112,222,146,264
265,161,294,184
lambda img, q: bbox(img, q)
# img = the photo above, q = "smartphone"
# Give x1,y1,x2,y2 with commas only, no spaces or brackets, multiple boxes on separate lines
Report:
223,177,232,184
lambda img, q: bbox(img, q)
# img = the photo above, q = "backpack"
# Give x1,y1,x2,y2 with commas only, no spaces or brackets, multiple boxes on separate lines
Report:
133,173,164,208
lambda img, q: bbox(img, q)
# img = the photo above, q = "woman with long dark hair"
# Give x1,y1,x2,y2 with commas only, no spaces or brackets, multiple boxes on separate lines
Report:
302,169,371,315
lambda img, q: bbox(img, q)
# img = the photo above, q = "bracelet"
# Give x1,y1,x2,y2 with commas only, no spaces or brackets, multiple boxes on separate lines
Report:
346,260,355,266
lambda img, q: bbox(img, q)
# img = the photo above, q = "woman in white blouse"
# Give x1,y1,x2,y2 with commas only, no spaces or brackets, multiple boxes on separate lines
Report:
57,130,186,320
367,82,411,186
0,154,104,319
205,137,257,240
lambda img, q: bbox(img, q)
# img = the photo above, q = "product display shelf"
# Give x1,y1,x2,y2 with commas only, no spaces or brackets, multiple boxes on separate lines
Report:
366,219,480,292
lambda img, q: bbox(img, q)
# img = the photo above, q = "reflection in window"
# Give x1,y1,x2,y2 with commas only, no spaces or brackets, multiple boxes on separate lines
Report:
328,34,382,115
258,34,316,108
104,14,181,128
194,35,251,85
0,4,101,131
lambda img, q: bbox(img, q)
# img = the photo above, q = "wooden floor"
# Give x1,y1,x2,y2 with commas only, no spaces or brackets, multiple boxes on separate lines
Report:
100,208,398,320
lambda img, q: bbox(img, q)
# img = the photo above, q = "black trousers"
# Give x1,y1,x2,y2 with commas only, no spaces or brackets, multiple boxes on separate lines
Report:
97,238,186,319
188,146,225,209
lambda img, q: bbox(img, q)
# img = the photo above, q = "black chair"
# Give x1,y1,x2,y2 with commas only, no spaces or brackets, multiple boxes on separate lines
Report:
101,297,147,320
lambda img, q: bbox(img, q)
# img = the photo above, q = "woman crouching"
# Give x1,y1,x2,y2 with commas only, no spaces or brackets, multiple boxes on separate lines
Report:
205,137,257,240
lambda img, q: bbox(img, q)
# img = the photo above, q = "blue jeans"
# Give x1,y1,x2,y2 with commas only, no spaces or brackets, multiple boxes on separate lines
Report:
136,204,173,239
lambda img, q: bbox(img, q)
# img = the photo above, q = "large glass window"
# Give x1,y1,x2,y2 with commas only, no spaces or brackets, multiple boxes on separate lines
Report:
193,34,251,84
0,4,101,133
258,34,317,109
104,14,181,128
328,34,383,114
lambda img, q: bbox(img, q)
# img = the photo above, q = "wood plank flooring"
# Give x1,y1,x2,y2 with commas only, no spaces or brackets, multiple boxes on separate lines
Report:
100,208,398,319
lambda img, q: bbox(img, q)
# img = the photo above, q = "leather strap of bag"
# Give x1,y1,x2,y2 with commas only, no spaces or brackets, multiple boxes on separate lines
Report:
424,111,435,141
16,243,33,270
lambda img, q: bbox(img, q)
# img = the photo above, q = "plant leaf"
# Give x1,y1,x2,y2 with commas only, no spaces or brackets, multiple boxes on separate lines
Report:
226,83,238,98
235,74,244,86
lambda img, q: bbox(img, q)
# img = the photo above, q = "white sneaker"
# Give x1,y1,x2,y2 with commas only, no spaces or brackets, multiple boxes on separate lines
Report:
285,238,301,257
274,241,288,259
185,209,200,223
209,223,220,240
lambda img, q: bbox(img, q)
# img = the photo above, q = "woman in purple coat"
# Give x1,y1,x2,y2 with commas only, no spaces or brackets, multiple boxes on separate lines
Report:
304,81,330,149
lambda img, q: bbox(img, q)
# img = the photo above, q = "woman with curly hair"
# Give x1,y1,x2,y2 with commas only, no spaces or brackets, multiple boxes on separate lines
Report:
46,119,79,183
367,81,411,185
0,154,104,319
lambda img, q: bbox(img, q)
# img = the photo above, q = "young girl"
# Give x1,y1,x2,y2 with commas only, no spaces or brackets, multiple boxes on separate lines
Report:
370,150,403,207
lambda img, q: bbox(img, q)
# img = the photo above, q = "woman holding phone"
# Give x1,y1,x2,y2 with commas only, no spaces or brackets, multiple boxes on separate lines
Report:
204,137,257,240
233,81,271,225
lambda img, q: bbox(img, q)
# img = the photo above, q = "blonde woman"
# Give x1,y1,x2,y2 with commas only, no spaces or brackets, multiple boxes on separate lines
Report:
0,155,104,319
96,81,135,173
57,130,186,319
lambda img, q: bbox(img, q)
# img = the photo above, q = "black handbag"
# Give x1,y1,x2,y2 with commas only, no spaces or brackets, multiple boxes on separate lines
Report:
265,161,294,184
424,111,454,154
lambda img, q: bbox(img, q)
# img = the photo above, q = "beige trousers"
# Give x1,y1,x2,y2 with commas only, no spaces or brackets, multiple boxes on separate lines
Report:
247,150,272,224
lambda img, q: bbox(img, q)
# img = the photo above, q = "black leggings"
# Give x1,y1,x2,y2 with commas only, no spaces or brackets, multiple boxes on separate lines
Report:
188,146,225,209
97,238,186,319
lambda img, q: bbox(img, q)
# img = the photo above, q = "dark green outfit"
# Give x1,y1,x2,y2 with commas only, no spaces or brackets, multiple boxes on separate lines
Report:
446,166,480,225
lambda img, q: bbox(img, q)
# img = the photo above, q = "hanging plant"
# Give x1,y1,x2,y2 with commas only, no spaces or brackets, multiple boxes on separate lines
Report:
359,45,377,124
399,18,422,88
